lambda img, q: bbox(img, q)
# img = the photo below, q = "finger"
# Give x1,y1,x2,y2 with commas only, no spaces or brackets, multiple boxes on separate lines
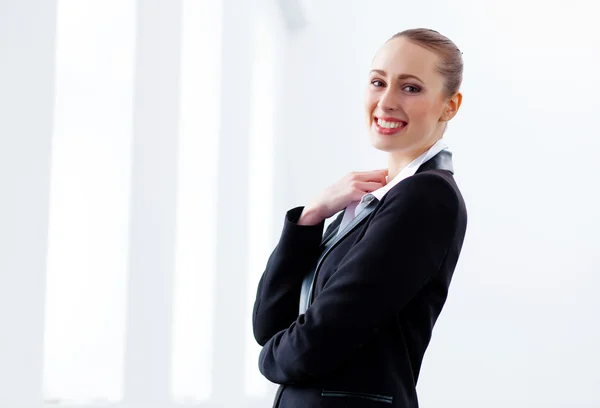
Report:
382,172,389,185
353,169,387,176
355,181,385,194
353,169,388,182
364,171,389,185
371,169,388,185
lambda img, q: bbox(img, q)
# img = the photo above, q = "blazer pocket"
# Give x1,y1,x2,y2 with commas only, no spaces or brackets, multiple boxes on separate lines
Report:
321,389,393,404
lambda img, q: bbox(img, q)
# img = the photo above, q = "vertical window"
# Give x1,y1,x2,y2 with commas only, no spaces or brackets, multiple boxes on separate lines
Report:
170,0,223,403
244,7,277,398
43,1,136,403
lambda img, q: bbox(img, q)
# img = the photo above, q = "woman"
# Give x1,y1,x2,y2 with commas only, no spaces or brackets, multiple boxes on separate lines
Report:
252,28,467,408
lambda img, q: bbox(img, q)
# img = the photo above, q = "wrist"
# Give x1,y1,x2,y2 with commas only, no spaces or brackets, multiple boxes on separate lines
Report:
297,205,325,226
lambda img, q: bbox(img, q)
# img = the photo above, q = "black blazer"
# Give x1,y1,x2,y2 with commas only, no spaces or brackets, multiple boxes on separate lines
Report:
252,150,468,408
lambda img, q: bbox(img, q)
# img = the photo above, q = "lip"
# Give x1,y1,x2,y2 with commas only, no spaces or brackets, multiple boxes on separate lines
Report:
374,116,407,135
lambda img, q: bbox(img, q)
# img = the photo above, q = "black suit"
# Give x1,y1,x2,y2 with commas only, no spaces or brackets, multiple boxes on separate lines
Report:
252,150,467,407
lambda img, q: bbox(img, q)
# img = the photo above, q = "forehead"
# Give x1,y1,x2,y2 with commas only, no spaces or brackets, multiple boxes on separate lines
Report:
371,37,442,85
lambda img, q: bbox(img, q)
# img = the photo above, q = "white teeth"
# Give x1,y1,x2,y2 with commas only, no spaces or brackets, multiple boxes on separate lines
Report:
377,118,405,129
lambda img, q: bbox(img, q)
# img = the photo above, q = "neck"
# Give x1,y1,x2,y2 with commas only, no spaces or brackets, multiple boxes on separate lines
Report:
386,139,439,181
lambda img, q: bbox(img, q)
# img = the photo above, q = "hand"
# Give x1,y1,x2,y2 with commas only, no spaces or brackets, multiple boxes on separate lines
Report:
298,169,388,226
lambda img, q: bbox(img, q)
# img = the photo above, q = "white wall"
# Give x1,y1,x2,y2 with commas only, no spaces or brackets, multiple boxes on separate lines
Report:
275,0,600,407
1,0,599,407
0,0,57,406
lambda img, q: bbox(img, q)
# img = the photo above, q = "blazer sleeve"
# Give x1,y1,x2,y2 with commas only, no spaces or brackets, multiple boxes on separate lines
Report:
252,207,342,346
258,173,460,384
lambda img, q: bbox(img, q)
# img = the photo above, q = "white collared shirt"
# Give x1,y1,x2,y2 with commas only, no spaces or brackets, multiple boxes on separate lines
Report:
336,138,449,236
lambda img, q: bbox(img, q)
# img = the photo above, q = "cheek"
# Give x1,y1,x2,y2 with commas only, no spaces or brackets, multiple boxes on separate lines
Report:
408,99,435,122
364,98,377,121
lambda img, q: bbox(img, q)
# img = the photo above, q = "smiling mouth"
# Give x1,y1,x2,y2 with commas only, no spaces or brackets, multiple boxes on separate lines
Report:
374,117,407,135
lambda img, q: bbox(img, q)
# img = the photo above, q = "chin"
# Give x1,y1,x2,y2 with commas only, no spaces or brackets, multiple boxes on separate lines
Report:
370,141,393,152
369,132,401,152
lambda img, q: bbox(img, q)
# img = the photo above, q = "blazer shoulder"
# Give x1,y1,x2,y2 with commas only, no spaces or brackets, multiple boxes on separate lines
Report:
383,170,467,220
387,170,459,202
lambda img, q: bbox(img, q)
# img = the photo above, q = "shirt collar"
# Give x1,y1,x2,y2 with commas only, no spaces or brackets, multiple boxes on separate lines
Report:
369,138,449,202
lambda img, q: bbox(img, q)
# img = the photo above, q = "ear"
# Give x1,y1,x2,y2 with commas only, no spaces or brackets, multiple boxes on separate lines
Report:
441,91,462,122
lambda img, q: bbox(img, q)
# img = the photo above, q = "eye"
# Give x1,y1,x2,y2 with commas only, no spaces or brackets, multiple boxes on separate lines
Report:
403,85,420,93
370,79,385,87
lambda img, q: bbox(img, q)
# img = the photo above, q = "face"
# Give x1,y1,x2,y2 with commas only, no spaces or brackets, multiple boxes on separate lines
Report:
365,36,461,156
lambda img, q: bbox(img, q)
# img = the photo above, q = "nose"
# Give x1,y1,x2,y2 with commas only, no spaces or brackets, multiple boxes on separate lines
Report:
377,87,399,111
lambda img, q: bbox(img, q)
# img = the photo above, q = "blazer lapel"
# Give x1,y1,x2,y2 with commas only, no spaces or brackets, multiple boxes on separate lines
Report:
298,210,344,314
299,199,379,313
321,209,345,243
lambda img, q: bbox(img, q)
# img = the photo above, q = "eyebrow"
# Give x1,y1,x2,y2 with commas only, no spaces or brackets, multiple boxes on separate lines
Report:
369,69,424,83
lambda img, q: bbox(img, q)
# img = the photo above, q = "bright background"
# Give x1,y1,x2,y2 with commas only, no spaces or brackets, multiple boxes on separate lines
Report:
1,0,599,407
